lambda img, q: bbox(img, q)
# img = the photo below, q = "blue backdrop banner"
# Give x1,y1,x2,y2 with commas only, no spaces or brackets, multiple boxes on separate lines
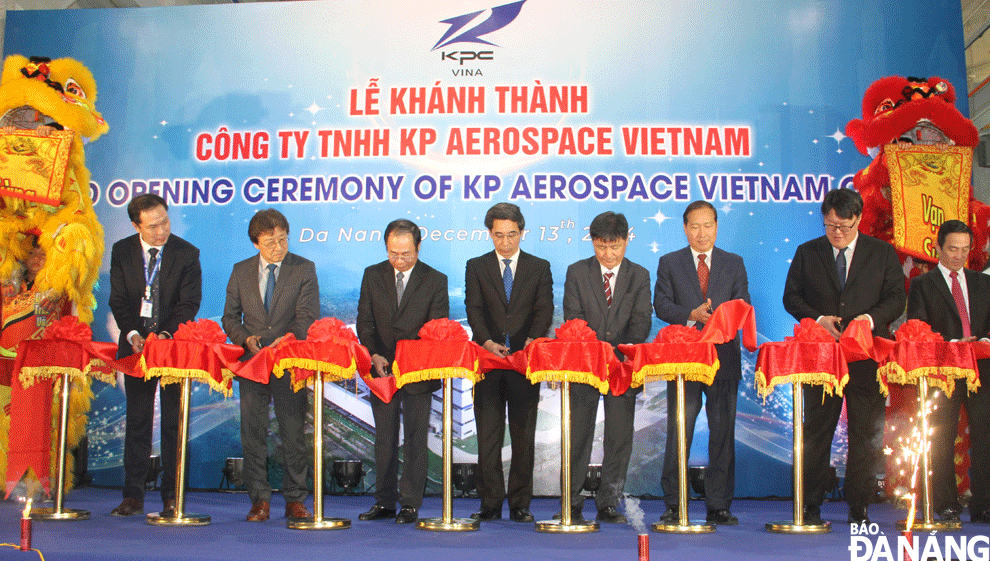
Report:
2,0,968,498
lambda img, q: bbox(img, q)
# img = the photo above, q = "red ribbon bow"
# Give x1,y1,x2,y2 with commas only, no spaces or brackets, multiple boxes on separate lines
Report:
418,318,469,341
554,319,599,342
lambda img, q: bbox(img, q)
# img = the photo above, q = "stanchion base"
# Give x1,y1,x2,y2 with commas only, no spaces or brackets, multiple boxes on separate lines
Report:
416,517,480,532
287,516,351,530
652,520,715,533
896,519,962,532
535,519,600,533
765,520,831,534
146,512,211,526
30,507,89,521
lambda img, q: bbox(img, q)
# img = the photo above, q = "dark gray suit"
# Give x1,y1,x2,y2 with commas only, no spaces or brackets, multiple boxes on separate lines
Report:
357,260,448,510
908,267,990,516
783,233,905,510
563,256,652,511
222,252,319,506
654,246,749,511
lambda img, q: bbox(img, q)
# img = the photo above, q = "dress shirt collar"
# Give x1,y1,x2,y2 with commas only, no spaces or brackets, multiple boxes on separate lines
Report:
394,264,415,281
689,247,712,269
497,249,520,274
599,260,622,279
831,233,858,259
139,237,164,262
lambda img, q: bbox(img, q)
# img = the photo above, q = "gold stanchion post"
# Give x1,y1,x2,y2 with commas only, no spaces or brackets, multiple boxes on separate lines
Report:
288,368,350,530
652,373,714,533
30,373,89,521
766,381,830,533
417,378,479,531
147,377,210,526
536,380,599,533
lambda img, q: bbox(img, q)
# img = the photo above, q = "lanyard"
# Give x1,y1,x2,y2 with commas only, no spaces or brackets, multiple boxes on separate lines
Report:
144,251,162,301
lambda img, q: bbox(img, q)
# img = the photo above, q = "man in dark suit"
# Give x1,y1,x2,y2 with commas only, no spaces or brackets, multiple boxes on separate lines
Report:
783,188,905,525
222,209,319,522
654,201,750,525
356,219,448,525
907,219,990,524
465,202,553,523
108,193,201,517
563,212,652,523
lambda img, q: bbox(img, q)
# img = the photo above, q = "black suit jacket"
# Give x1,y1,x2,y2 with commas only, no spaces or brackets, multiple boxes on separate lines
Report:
783,233,905,339
654,246,750,380
108,233,202,359
465,250,553,353
222,252,320,360
908,267,990,341
357,260,449,394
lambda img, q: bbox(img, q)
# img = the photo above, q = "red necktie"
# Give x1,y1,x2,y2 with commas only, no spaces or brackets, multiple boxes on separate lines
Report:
604,271,614,308
698,254,709,299
950,271,972,338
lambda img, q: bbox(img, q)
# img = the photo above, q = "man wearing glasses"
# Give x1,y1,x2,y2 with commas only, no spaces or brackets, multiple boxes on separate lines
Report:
223,209,319,522
465,202,553,523
356,219,448,524
783,188,905,525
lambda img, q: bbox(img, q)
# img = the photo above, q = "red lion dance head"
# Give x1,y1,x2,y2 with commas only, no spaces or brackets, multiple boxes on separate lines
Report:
845,75,988,273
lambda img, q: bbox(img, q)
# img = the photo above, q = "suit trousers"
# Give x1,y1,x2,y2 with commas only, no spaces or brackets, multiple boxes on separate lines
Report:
930,373,990,515
661,378,738,511
802,359,885,509
474,368,541,510
568,383,636,510
238,374,309,505
370,388,433,509
123,374,181,503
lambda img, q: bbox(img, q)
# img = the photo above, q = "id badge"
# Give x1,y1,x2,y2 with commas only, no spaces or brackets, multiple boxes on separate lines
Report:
140,299,153,318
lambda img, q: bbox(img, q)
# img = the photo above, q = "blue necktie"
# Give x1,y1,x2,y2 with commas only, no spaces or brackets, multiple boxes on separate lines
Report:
264,263,277,312
836,247,847,291
502,258,513,347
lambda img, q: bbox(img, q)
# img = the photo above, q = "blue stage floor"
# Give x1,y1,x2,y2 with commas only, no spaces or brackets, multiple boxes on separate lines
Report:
2,489,989,561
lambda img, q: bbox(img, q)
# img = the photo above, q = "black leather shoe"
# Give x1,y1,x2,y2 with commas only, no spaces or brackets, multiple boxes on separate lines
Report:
470,507,501,522
848,505,869,525
706,509,738,525
972,510,990,524
597,506,627,524
510,507,534,522
161,499,177,518
358,504,396,521
803,505,823,525
938,507,961,522
660,505,678,523
110,497,144,517
395,505,418,524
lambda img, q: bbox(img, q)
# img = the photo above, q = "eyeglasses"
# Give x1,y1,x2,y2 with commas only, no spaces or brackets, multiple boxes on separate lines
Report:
388,251,416,261
259,237,288,250
823,222,857,234
491,231,520,241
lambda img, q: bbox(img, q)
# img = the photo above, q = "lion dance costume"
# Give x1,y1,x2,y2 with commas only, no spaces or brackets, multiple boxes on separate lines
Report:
0,55,108,498
845,75,989,502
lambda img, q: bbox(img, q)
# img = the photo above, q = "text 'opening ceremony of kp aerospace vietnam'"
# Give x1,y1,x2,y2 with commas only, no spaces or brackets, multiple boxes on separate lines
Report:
4,1,990,560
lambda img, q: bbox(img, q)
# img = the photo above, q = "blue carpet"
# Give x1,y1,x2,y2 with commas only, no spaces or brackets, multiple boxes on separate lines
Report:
1,489,989,561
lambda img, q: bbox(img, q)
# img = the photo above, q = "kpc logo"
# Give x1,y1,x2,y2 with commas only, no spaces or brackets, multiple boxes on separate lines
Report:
433,0,526,70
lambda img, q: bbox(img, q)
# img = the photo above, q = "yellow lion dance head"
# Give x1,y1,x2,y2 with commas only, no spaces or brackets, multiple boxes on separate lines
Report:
0,55,109,323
